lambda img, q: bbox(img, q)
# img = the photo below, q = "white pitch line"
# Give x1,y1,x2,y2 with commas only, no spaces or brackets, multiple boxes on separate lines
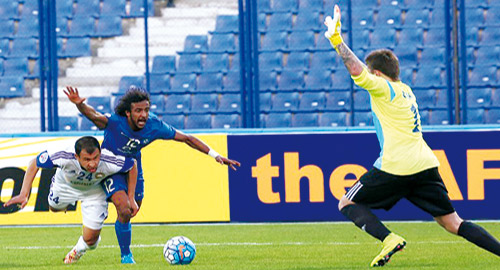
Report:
3,240,466,250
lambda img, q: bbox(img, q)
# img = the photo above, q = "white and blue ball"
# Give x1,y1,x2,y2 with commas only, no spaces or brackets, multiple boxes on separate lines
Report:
163,236,196,265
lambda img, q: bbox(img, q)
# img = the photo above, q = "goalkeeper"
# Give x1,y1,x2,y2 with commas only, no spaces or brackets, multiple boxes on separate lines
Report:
325,4,500,267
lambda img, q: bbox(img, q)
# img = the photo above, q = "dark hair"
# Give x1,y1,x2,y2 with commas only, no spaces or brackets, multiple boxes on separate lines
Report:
114,86,150,116
365,49,400,81
75,136,100,155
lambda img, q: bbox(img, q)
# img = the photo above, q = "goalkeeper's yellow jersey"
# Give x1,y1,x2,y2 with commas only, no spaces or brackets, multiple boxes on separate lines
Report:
352,68,439,176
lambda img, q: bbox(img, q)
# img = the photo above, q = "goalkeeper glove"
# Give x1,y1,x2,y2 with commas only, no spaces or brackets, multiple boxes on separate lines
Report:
324,4,343,50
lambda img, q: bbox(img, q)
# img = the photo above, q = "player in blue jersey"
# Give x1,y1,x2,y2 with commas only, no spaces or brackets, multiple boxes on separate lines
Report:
4,136,138,264
64,86,240,264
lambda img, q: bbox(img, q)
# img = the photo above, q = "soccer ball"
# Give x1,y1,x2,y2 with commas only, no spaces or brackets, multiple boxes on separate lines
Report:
163,236,196,265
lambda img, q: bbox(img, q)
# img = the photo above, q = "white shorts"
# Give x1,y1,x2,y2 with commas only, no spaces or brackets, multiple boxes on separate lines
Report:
48,180,108,230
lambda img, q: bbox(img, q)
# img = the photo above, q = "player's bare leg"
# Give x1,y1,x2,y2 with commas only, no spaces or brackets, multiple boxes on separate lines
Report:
111,190,136,264
64,227,101,264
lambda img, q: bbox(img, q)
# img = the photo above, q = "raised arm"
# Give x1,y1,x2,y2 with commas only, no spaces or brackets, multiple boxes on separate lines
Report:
63,86,108,129
324,5,365,76
3,158,39,209
173,130,241,171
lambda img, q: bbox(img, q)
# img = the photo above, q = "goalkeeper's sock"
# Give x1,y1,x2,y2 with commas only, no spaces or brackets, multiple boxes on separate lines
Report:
340,204,391,242
115,220,132,256
75,236,90,253
458,221,500,256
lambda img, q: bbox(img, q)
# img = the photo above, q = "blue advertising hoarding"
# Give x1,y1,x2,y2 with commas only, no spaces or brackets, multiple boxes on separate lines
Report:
227,130,500,222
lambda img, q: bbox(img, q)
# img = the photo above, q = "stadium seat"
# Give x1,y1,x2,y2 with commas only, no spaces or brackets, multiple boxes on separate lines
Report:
190,94,218,113
413,89,437,109
285,51,309,71
80,117,99,131
354,90,371,111
466,88,492,108
265,112,292,128
466,108,485,124
257,0,271,12
61,37,91,57
259,70,278,91
479,27,500,46
16,16,39,37
151,55,176,74
271,92,299,112
161,113,185,129
74,0,100,18
468,66,497,87
354,111,373,126
293,10,321,31
21,0,39,17
465,7,485,27
319,112,349,127
183,35,208,53
304,70,332,91
148,95,165,114
185,114,212,129
164,94,191,113
486,109,500,124
218,93,241,113
403,9,430,28
260,32,288,52
413,67,443,88
491,89,500,107
465,0,488,8
405,0,434,8
370,27,397,49
177,54,202,73
3,57,29,76
128,0,154,17
418,109,430,125
310,51,338,71
351,8,374,29
299,0,323,11
435,89,450,109
376,7,402,27
288,30,315,51
352,29,370,50
94,16,122,37
394,46,418,67
325,91,351,111
118,76,144,93
424,28,448,47
419,47,446,67
214,15,238,34
475,46,500,67
212,114,240,129
149,74,171,94
463,27,479,46
101,0,126,17
352,0,378,6
58,116,79,131
259,51,283,71
297,92,326,112
397,28,424,48
222,71,241,93
69,17,96,37
204,53,229,73
230,53,240,71
0,2,18,19
266,12,292,32
9,38,38,58
429,109,451,125
315,33,337,51
271,0,298,12
87,97,112,114
331,69,351,90
196,72,223,93
292,112,319,127
0,76,25,97
170,73,197,93
27,59,39,79
0,20,14,38
56,0,73,18
485,7,500,27
399,67,414,85
56,17,69,37
209,34,236,53
278,70,305,91
259,92,272,112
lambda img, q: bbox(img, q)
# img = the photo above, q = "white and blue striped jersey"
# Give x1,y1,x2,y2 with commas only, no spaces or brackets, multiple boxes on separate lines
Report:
36,147,135,190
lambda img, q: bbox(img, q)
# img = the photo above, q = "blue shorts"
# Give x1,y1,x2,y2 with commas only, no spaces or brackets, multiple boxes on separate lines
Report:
101,173,144,202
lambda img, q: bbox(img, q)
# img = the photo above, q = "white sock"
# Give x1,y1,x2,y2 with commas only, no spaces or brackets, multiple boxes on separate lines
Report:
75,236,89,253
88,236,101,250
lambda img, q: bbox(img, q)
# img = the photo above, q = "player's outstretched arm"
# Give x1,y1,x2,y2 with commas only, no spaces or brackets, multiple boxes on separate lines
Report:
173,130,241,171
3,158,39,209
63,86,109,129
324,5,365,76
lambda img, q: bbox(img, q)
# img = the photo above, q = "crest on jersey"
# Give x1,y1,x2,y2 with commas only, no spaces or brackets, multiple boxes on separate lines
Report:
38,152,49,163
95,173,105,179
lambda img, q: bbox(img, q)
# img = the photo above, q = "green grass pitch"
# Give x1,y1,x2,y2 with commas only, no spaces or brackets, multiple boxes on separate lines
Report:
1,222,499,269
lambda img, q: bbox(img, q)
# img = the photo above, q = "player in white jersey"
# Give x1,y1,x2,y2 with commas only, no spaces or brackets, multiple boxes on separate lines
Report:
4,136,138,264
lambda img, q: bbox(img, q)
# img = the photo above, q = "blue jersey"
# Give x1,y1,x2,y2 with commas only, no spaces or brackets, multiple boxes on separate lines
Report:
101,113,176,179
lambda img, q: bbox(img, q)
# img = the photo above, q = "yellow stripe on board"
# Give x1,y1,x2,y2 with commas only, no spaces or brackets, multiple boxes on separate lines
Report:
0,138,18,145
0,152,40,160
0,137,71,151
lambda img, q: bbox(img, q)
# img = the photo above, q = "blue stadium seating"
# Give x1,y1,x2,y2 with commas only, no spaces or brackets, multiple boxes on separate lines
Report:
0,38,10,58
465,7,485,27
0,1,18,19
230,53,240,71
204,53,229,73
486,109,500,124
435,89,450,110
59,116,79,131
261,32,288,52
218,93,241,113
0,76,25,97
223,71,241,93
424,28,447,46
271,92,299,112
310,51,338,71
170,73,197,93
352,29,370,50
485,7,500,26
177,54,202,73
285,51,309,70
465,0,488,8
466,108,485,124
164,94,191,113
491,89,500,107
94,16,122,37
21,0,39,17
257,13,267,32
394,46,418,67
197,72,223,93
80,117,99,131
315,33,336,51
354,90,371,111
419,47,446,67
370,27,397,49
266,12,293,32
430,109,451,125
161,113,185,129
479,27,500,46
397,28,424,48
331,69,351,90
101,0,126,17
118,76,144,93
146,95,164,114
292,112,319,127
151,55,176,74
468,66,497,87
288,30,315,51
0,19,14,38
61,37,91,57
304,70,332,91
183,35,208,53
278,70,305,91
325,91,350,111
149,74,170,94
429,7,450,27
475,46,500,67
403,9,430,28
209,34,236,53
413,89,437,109
128,0,154,17
463,27,479,46
10,38,38,58
354,111,373,126
212,114,240,128
69,17,96,37
56,0,73,18
259,51,283,71
404,0,434,8
319,111,349,127
466,88,492,108
376,7,402,27
293,10,321,31
419,109,430,125
74,0,100,18
351,8,374,29
271,0,298,12
399,67,414,85
3,57,28,76
27,59,39,79
297,92,326,112
299,0,323,11
87,96,112,114
413,67,443,88
259,92,272,112
16,16,39,37
265,112,292,128
257,0,271,12
56,17,69,37
185,114,212,129
191,93,218,113
214,15,238,34
259,70,278,91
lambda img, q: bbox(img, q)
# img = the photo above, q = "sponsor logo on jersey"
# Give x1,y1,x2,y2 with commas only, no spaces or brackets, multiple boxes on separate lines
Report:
38,152,49,163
